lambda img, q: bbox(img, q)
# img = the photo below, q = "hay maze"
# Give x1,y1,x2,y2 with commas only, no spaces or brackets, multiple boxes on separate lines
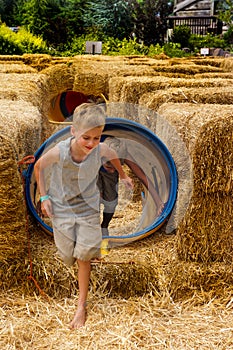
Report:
0,54,233,349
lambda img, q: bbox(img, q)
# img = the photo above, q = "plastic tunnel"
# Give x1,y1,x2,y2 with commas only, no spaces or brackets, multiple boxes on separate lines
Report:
25,118,178,244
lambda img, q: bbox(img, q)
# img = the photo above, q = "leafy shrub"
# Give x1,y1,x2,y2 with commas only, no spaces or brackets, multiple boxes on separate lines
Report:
65,35,148,56
0,24,23,55
16,28,48,54
0,24,49,55
223,27,233,46
147,44,164,57
105,38,147,55
189,33,227,53
163,42,189,58
172,25,191,48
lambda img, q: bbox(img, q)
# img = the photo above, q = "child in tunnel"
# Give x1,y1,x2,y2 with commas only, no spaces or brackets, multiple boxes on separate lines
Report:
97,136,164,236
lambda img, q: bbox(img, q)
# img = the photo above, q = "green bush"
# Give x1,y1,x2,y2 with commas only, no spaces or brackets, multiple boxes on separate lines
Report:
0,24,49,55
163,42,190,58
172,25,191,48
0,24,23,55
16,28,48,54
147,44,164,57
105,38,147,55
223,27,233,46
64,35,149,56
189,33,227,53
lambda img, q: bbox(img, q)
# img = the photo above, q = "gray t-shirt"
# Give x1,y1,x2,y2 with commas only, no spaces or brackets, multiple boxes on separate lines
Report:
49,136,102,217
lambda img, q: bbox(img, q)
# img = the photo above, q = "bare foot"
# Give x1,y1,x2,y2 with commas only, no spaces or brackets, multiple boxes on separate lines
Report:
69,306,86,329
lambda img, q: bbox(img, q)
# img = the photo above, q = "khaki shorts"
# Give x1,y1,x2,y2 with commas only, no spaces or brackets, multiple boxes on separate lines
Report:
52,213,102,266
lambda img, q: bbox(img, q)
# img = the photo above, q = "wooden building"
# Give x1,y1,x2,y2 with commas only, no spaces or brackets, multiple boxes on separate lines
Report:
168,0,222,35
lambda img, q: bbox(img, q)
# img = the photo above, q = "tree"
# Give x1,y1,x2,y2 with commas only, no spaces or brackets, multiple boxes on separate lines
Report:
17,0,77,48
216,0,233,45
0,0,19,26
60,0,89,38
131,0,173,46
85,0,134,40
20,0,50,36
216,0,233,26
172,24,191,48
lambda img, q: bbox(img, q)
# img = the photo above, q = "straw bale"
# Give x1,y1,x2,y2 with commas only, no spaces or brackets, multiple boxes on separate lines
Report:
0,134,26,262
22,53,53,71
0,100,42,262
176,194,233,263
176,116,233,262
0,72,54,141
166,259,233,301
154,72,192,78
73,71,109,96
193,115,233,195
108,76,233,104
0,99,42,157
194,72,233,79
139,86,233,111
190,57,223,68
0,54,23,61
153,110,192,233
220,57,233,72
0,62,37,73
154,103,233,234
156,103,233,155
150,63,222,75
0,72,47,107
128,57,167,65
71,58,158,77
40,64,74,99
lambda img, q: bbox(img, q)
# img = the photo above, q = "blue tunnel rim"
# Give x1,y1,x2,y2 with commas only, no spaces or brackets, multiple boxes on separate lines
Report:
25,117,178,242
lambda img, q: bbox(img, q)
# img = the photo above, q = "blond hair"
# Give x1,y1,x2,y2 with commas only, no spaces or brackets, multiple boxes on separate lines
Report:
73,103,106,130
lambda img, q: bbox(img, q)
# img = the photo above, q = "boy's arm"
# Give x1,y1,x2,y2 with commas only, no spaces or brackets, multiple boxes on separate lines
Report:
34,145,59,217
124,158,164,215
100,143,133,190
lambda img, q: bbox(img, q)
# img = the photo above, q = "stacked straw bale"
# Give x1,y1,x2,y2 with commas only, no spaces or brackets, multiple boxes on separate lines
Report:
1,54,233,299
0,72,55,141
0,100,42,264
155,103,233,262
108,74,233,131
0,63,75,287
109,76,233,104
177,116,233,263
39,64,75,130
70,57,161,98
194,72,233,79
190,57,223,67
21,53,53,71
139,86,233,111
73,71,109,97
0,62,37,73
220,57,233,72
40,63,74,98
149,63,222,75
0,73,46,107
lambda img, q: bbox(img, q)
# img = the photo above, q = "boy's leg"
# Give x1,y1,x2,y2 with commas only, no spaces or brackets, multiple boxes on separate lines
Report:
101,212,114,236
70,259,91,329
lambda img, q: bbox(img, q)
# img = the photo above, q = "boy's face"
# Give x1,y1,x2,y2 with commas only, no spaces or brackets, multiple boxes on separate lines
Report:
71,125,104,155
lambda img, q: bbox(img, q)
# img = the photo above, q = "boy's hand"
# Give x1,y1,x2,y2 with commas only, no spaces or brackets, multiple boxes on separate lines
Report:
121,176,134,191
41,199,53,218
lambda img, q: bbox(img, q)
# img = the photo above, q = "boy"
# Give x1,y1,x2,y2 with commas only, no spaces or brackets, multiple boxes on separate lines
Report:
34,103,133,328
97,137,164,236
